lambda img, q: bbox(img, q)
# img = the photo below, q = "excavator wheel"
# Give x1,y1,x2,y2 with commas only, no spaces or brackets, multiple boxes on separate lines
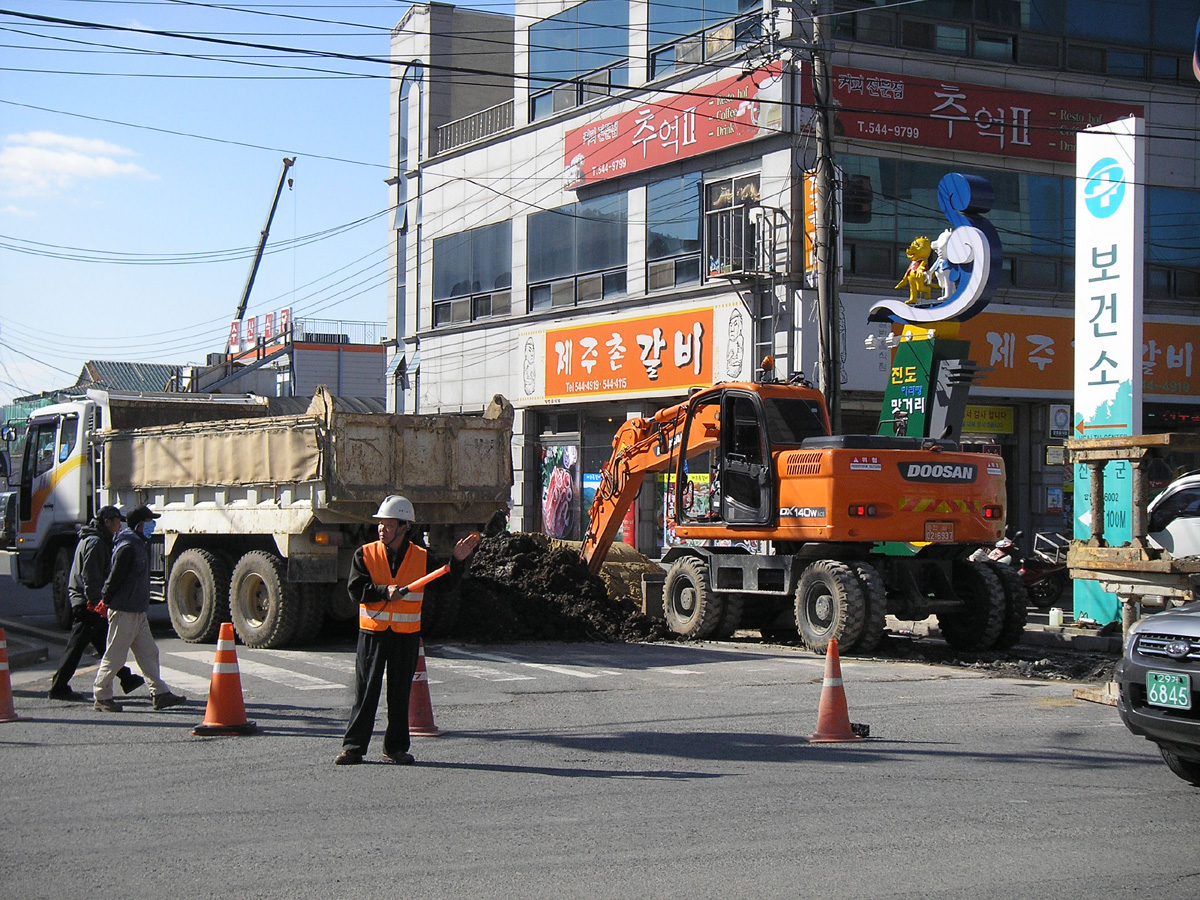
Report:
662,556,723,640
986,562,1029,650
938,560,1006,651
850,561,888,654
711,592,745,639
794,559,866,654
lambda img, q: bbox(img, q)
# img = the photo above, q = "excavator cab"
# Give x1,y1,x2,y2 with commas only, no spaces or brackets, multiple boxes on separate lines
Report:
677,385,829,529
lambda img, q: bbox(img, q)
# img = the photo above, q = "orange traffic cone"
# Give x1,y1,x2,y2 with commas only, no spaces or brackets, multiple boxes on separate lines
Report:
809,639,865,743
408,639,441,737
0,629,19,723
193,623,257,736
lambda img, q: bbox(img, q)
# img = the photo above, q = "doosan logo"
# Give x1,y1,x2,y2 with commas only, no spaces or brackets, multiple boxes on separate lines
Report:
900,462,977,483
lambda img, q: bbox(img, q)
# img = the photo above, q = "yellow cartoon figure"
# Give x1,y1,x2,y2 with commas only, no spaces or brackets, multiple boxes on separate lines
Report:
895,235,933,305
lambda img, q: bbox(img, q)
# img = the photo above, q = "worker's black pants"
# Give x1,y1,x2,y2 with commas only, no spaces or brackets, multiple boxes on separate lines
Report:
50,608,134,695
342,629,420,758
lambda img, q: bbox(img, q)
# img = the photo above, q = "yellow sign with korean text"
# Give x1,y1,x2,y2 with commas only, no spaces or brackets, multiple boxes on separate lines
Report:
962,404,1014,434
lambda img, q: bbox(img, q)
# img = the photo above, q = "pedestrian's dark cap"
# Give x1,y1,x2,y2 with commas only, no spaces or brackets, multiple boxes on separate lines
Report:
125,505,161,528
97,505,125,522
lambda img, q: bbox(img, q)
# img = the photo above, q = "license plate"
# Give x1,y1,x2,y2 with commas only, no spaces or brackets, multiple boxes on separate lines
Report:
1147,671,1192,710
925,521,954,542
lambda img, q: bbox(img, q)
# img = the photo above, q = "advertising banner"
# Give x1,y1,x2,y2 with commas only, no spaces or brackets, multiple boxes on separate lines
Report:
799,65,1143,163
518,302,752,405
563,62,783,189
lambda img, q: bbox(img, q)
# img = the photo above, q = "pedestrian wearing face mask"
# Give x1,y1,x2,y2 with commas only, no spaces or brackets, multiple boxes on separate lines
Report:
92,505,186,713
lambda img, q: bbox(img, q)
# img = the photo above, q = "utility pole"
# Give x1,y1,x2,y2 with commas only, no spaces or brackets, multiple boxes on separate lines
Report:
811,0,840,431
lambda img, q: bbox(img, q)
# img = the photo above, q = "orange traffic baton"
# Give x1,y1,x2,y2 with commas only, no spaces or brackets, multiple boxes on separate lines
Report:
397,564,450,597
0,628,19,723
408,639,442,737
809,639,866,743
193,622,257,736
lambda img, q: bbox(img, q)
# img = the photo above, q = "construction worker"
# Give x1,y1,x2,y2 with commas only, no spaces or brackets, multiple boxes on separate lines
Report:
335,494,479,766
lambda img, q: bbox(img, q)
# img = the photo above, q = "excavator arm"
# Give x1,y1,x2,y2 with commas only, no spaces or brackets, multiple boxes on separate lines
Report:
581,396,720,574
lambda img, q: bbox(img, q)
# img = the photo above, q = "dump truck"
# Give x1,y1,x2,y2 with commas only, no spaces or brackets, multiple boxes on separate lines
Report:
0,386,513,648
581,374,1026,652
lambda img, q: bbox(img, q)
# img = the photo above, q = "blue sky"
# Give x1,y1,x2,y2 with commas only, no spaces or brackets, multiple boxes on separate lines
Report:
0,0,507,405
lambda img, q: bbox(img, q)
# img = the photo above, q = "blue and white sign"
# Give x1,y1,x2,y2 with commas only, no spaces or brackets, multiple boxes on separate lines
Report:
1073,117,1145,624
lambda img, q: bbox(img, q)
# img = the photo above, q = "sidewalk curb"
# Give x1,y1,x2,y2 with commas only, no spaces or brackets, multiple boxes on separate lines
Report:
0,618,63,671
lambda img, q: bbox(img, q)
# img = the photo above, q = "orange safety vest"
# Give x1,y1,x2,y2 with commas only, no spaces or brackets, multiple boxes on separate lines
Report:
358,540,428,633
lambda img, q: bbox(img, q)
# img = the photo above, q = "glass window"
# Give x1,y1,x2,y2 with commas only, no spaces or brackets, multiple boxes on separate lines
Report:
432,231,471,300
472,221,512,293
529,0,628,117
975,31,1015,61
764,398,828,445
1148,187,1200,268
1153,0,1200,53
1063,0,1149,44
1065,43,1104,72
57,414,78,463
577,193,628,273
30,422,56,477
647,174,702,261
705,173,760,276
1151,55,1181,80
528,208,577,282
1107,50,1145,77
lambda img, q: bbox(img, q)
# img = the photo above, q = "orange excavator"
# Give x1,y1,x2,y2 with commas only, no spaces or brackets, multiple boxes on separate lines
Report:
581,369,1025,653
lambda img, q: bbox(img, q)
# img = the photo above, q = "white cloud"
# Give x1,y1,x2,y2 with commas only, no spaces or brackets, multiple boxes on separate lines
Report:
0,131,155,197
0,203,33,217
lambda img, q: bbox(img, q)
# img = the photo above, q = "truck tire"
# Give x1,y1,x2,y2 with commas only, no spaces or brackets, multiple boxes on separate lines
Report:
851,561,887,654
663,556,723,640
292,584,328,645
51,546,73,631
166,549,231,643
794,560,865,654
1028,572,1067,607
987,562,1029,650
938,560,1005,651
229,550,299,649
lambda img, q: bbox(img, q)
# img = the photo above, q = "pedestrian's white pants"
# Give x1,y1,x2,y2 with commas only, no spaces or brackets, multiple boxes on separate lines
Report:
93,610,171,700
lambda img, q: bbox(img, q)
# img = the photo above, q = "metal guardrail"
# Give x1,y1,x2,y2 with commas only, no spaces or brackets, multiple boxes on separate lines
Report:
437,100,514,154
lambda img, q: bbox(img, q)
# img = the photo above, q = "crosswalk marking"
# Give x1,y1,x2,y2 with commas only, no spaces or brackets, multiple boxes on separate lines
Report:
433,659,536,682
171,651,343,691
157,665,214,697
439,647,606,679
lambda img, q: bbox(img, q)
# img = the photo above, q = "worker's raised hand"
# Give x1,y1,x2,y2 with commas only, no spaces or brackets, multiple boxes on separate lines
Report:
452,532,481,561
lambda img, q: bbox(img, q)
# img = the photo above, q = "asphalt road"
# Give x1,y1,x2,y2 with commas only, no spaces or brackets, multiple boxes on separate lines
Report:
1,573,1197,900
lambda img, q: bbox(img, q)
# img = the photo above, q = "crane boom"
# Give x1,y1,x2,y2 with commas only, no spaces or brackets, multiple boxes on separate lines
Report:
226,156,296,353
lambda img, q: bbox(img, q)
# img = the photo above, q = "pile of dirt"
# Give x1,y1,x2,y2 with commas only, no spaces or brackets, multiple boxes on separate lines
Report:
446,532,671,643
863,635,1117,683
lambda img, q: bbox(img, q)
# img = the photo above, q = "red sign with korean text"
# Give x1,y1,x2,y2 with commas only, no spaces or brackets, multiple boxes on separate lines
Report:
953,310,1199,399
545,308,714,399
801,65,1143,162
563,63,784,189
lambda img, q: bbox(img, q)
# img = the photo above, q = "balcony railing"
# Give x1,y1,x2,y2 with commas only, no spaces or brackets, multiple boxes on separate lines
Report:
437,99,514,154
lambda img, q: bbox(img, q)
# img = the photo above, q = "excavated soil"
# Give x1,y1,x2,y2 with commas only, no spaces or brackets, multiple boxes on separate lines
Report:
447,532,671,643
433,532,1116,682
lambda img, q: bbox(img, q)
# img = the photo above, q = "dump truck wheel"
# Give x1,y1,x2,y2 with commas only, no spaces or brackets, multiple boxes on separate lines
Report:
939,560,1005,651
794,559,866,654
167,548,231,643
663,556,723,639
51,546,73,631
987,562,1029,650
851,561,887,654
292,584,329,645
229,550,298,649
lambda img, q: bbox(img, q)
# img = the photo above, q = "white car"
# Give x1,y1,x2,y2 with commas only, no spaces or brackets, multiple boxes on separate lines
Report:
1148,472,1200,557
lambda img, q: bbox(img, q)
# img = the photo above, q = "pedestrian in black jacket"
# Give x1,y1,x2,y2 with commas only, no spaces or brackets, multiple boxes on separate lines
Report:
48,506,142,701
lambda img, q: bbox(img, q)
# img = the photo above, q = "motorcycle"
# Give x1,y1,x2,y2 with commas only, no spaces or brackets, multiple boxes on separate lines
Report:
970,531,1071,608
1020,532,1070,608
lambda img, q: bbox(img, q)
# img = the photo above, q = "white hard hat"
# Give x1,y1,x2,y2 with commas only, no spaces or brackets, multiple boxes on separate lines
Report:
373,494,415,523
